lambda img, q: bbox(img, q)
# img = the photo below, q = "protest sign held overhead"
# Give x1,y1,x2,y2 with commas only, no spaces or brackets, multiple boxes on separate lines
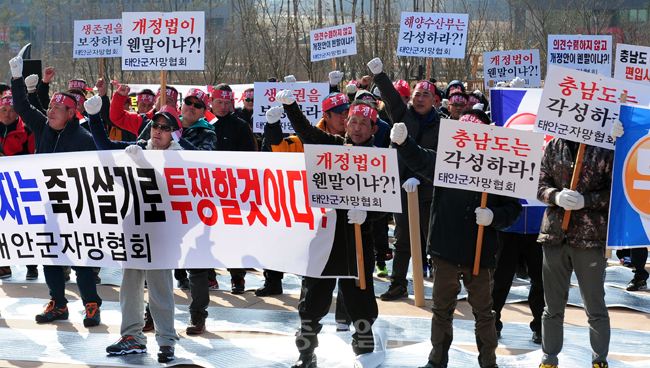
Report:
303,144,402,213
396,12,468,59
310,23,357,62
253,82,329,133
483,50,541,88
434,119,544,200
73,19,122,58
535,64,650,150
614,43,650,85
122,11,205,70
547,34,612,76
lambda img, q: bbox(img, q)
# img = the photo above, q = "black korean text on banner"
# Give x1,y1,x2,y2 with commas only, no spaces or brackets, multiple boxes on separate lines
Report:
396,12,469,59
253,82,329,134
73,19,122,58
434,119,544,200
122,11,205,70
547,34,612,76
303,144,402,213
0,151,344,277
614,43,650,85
310,23,357,62
535,64,650,150
483,49,541,88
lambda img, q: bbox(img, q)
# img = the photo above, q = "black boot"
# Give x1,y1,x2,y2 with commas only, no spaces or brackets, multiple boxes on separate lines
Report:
291,353,316,368
254,279,283,296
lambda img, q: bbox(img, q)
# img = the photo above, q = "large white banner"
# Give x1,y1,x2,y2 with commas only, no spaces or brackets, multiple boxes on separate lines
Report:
0,151,353,278
614,43,650,85
122,11,205,70
396,12,469,59
304,145,402,212
253,82,329,133
547,34,612,76
434,119,544,200
483,49,541,88
73,19,122,58
534,64,650,150
310,23,357,62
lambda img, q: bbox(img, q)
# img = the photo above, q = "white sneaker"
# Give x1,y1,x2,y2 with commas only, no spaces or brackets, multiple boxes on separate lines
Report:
336,323,350,331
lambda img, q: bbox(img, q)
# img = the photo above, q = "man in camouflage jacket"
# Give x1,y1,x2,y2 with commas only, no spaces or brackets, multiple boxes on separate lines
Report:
537,137,612,368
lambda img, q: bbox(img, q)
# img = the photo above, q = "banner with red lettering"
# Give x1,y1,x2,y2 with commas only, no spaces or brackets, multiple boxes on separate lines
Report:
613,43,650,85
547,34,612,76
310,23,357,62
482,49,541,88
73,19,122,58
0,151,351,278
396,12,468,59
253,82,329,133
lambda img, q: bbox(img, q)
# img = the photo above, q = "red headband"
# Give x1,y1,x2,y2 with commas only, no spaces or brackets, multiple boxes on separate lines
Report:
155,88,179,103
0,96,12,107
393,80,411,97
68,80,87,91
460,114,484,124
137,94,155,103
414,81,435,94
244,90,254,98
469,96,481,105
348,104,377,122
50,93,78,110
70,93,85,105
322,94,349,112
448,85,463,94
434,94,441,102
212,89,233,100
449,94,468,105
186,88,210,108
348,80,361,87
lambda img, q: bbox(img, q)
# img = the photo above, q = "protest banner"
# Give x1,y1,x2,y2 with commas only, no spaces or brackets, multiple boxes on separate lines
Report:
534,64,650,150
396,12,469,59
614,43,650,85
483,50,541,88
310,23,357,62
73,19,122,58
608,104,650,249
547,34,612,76
253,82,329,133
122,11,205,70
126,83,253,109
0,150,359,278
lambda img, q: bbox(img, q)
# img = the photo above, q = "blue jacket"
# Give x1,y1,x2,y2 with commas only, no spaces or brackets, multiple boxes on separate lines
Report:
501,203,545,234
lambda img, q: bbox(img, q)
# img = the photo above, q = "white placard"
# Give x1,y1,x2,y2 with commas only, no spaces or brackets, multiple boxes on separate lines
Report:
534,64,650,150
483,49,541,88
122,11,205,70
614,43,650,85
547,34,612,76
434,119,544,199
73,19,122,58
396,12,469,59
304,145,402,213
310,23,357,62
253,82,329,133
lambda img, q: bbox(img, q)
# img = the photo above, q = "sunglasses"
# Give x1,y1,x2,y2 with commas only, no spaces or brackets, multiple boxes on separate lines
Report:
152,122,174,132
184,99,205,109
244,98,254,102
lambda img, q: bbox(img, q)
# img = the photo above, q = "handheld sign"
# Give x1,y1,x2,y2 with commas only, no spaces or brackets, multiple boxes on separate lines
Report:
547,34,612,76
310,23,357,62
74,19,122,58
253,82,329,133
483,50,541,88
614,43,650,85
396,12,469,59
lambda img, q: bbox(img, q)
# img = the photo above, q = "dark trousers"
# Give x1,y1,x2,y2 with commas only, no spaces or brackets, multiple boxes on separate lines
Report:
372,216,390,266
296,232,378,355
391,194,431,287
631,247,649,280
44,265,101,307
492,232,545,333
174,269,187,280
188,269,210,317
229,268,246,279
264,269,284,281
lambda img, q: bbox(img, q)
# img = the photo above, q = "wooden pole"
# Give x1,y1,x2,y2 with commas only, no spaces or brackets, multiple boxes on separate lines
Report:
160,70,167,106
332,57,337,72
354,223,366,290
99,57,104,81
408,188,425,307
473,192,488,275
561,143,586,230
426,58,432,81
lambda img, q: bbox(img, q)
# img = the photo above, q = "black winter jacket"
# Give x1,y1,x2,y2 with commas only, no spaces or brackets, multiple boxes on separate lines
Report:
211,111,257,152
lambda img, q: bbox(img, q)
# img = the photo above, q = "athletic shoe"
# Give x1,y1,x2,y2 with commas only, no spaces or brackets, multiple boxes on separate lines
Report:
419,362,446,368
186,312,206,335
83,302,101,327
35,300,69,323
291,353,317,368
0,267,11,279
106,335,147,355
621,257,633,268
208,279,219,290
375,265,388,277
143,304,154,331
254,279,282,296
157,346,175,363
231,276,245,294
539,364,558,368
532,330,542,344
336,323,350,331
380,283,408,301
626,278,647,291
593,362,608,368
177,278,190,290
25,267,38,280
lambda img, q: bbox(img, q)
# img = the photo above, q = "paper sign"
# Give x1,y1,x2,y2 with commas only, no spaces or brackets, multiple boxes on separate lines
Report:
310,23,357,62
434,119,544,200
483,49,541,88
122,11,205,70
547,34,612,76
73,19,122,58
253,82,329,133
534,64,650,150
304,144,402,213
614,43,650,85
396,12,469,59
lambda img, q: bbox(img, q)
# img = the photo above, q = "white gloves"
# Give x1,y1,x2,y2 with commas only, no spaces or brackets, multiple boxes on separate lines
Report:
441,99,449,108
329,71,344,86
556,189,585,211
25,74,39,90
84,95,102,115
9,56,23,78
473,103,484,111
475,208,494,226
266,106,284,124
510,77,525,88
276,89,296,105
473,89,483,98
390,123,408,145
402,178,420,193
367,58,383,75
284,75,296,83
372,87,381,99
125,144,143,155
346,84,358,94
347,209,367,225
172,129,182,143
610,119,624,140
